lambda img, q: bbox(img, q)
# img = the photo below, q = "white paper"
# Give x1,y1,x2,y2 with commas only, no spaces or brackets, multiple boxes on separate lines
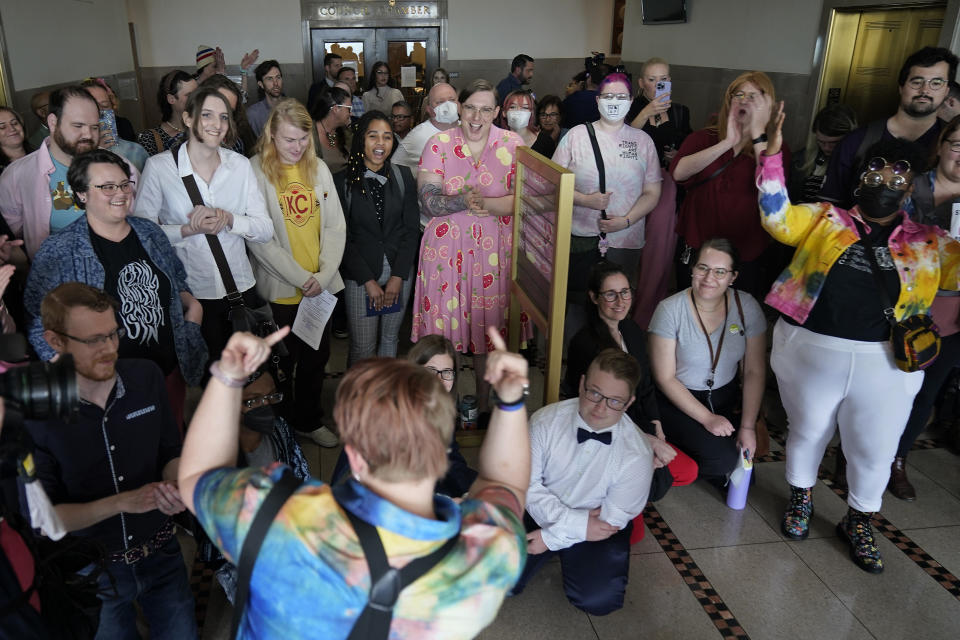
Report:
401,66,417,88
292,290,337,350
951,203,960,240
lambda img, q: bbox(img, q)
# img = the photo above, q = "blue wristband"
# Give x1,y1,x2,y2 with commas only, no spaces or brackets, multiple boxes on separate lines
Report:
496,400,526,412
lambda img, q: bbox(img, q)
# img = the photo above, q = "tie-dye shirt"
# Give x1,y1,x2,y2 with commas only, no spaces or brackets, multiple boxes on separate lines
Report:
755,151,960,323
194,464,525,639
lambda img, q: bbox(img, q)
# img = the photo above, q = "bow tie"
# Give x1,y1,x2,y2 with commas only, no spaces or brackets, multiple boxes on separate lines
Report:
364,169,388,185
577,428,612,445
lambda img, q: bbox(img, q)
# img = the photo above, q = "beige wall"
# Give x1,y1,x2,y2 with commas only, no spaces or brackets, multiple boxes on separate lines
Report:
0,0,134,90
622,0,824,75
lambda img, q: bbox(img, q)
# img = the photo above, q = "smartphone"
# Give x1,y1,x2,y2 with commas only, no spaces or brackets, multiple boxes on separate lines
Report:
655,81,671,99
98,109,119,149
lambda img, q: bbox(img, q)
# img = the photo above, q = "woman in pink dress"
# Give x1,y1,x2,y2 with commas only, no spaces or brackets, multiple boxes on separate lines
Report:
413,79,530,412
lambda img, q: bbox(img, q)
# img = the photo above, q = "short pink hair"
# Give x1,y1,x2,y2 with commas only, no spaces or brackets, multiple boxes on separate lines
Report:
597,73,631,95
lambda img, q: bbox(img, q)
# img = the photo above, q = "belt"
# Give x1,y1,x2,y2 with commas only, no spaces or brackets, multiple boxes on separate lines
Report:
108,520,176,565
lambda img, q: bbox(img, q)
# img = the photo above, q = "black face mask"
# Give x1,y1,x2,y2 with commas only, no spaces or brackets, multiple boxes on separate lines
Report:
857,184,904,219
242,405,276,435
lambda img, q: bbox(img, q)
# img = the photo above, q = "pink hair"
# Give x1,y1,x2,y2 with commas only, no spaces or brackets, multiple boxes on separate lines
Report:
597,73,631,94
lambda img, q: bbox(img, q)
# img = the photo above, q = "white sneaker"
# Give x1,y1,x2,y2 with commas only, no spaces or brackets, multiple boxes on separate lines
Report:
305,425,339,448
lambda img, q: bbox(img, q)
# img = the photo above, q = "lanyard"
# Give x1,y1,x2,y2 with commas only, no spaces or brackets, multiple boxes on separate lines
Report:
690,290,728,411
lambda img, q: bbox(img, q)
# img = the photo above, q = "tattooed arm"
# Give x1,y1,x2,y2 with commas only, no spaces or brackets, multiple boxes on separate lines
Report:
418,182,469,218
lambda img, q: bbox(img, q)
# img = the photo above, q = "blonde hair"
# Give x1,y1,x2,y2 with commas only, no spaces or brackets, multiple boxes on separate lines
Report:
255,98,318,191
640,57,670,77
334,358,455,482
714,71,776,154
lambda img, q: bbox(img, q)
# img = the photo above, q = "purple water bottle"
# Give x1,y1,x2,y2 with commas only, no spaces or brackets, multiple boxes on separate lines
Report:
726,449,753,510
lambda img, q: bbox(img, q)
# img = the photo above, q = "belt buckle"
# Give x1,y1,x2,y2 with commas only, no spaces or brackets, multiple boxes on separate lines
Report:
122,545,143,565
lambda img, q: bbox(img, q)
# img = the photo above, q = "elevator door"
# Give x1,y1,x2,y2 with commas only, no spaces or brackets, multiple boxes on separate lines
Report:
818,6,945,125
311,27,440,113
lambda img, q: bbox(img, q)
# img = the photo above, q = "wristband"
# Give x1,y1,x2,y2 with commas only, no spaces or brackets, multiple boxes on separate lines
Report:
751,134,768,145
496,400,526,412
625,216,631,228
492,383,530,408
209,361,246,388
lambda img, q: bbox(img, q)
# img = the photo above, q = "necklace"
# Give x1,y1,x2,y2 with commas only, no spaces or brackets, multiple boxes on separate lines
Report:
317,121,337,147
690,289,729,412
162,120,183,134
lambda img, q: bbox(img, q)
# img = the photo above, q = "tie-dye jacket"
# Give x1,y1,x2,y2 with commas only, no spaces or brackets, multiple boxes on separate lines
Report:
755,151,960,324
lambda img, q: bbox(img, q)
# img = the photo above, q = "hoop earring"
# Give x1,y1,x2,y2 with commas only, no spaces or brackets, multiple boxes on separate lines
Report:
853,186,862,198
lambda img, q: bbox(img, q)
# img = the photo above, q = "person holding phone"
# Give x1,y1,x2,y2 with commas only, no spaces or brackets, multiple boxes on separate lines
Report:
626,58,693,328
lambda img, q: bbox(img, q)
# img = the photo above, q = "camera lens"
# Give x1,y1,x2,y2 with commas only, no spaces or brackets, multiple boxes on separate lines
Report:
0,355,79,422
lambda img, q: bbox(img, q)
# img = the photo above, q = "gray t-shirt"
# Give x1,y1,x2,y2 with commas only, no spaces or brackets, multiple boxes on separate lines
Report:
649,288,766,391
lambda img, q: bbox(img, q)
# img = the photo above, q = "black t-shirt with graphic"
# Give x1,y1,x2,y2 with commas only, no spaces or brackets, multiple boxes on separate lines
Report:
89,228,177,373
798,218,901,342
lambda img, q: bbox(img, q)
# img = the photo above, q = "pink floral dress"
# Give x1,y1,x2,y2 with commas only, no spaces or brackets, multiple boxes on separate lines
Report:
412,125,532,354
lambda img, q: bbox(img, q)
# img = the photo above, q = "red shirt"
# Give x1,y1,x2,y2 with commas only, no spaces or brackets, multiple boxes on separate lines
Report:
670,128,790,261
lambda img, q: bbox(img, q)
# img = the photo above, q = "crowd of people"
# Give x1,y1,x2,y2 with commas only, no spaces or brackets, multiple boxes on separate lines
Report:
1,41,959,639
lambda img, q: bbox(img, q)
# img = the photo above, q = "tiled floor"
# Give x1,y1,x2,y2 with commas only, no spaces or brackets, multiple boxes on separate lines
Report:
187,332,960,640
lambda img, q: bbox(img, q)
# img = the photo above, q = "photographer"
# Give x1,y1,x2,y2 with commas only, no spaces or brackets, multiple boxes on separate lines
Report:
26,283,196,639
179,326,530,638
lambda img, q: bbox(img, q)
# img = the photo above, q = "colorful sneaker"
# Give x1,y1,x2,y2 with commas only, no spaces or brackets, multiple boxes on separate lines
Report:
781,485,814,540
837,509,883,574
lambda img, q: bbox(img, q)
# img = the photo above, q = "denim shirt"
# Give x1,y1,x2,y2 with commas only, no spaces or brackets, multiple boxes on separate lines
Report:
756,151,960,324
24,215,208,385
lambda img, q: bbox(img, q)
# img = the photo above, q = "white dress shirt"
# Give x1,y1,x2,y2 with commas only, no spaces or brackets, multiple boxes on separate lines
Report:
133,144,272,300
392,119,442,228
527,398,654,551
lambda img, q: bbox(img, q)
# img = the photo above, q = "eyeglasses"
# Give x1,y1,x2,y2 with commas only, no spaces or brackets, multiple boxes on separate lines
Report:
539,112,561,120
598,93,630,101
375,70,390,76
583,387,629,411
462,104,496,118
906,77,947,91
599,288,633,302
732,91,762,102
92,181,136,195
426,366,456,381
243,391,284,409
693,264,732,279
335,104,352,111
391,114,412,120
862,157,912,190
56,327,125,347
944,139,960,152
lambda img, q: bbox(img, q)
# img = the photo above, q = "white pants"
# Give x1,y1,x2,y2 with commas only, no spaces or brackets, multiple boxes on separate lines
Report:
771,319,924,512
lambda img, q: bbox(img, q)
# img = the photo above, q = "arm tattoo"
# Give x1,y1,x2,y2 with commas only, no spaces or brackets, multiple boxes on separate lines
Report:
419,182,468,218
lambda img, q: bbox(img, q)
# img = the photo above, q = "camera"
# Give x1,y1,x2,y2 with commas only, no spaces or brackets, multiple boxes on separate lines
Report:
0,334,79,456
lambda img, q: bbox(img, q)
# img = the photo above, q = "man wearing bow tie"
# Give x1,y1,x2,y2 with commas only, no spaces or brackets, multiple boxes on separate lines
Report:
512,349,654,615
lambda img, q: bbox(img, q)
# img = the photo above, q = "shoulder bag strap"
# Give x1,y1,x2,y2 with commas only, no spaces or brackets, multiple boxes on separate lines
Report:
170,142,243,304
390,162,405,201
585,122,609,247
733,289,746,335
684,154,734,191
230,469,302,639
151,129,164,155
851,217,898,327
333,485,460,640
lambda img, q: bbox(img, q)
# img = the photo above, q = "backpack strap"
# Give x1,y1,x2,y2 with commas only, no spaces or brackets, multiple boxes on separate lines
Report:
230,469,302,639
333,483,460,640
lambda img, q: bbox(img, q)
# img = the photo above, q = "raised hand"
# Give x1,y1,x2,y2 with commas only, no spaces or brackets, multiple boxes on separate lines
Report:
765,101,785,156
483,327,529,405
219,327,290,379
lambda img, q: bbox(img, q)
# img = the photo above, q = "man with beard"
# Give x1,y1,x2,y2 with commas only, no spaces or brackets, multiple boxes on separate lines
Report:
0,86,137,258
26,282,197,639
820,46,958,209
246,60,285,138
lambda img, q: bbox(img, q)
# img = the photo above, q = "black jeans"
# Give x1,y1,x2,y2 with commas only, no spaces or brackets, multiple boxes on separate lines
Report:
656,379,740,483
270,302,332,432
897,330,960,457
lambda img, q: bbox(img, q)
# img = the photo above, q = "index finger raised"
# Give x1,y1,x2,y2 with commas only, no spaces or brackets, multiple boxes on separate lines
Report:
264,325,291,347
487,326,506,352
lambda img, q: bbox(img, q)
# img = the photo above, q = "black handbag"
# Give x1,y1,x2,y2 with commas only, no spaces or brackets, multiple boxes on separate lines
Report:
170,143,287,353
853,218,940,372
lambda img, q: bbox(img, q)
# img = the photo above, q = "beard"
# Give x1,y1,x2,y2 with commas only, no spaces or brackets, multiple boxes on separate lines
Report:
903,96,938,118
75,354,117,382
53,125,96,156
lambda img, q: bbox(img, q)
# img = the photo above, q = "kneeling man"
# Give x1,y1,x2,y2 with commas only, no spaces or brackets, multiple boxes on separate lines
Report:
513,349,654,614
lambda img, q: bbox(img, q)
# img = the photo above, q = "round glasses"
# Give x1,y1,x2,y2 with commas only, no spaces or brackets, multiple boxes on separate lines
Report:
862,157,912,190
692,264,731,279
243,392,284,409
599,288,633,302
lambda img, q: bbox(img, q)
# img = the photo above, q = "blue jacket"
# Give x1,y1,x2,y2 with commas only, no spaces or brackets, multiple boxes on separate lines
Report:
24,216,208,385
